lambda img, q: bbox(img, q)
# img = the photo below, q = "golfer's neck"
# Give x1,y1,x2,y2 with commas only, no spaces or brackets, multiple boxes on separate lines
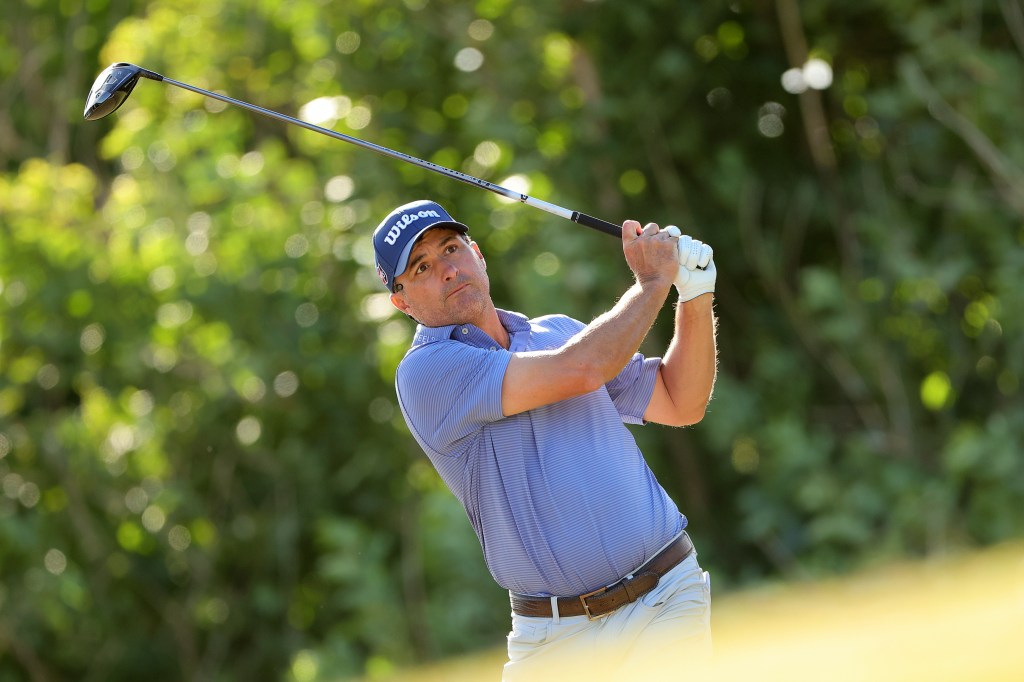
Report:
475,304,511,350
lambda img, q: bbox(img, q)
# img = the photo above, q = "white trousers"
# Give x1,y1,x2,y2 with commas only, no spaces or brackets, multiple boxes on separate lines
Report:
502,551,712,681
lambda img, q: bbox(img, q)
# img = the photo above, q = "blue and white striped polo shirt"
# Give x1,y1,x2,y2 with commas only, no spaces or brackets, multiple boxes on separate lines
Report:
395,308,686,597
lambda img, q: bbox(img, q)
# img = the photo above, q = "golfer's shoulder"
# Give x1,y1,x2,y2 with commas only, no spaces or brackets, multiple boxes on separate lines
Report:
397,339,490,381
529,313,585,338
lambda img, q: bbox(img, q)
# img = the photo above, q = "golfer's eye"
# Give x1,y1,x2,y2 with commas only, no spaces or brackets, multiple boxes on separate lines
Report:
415,262,428,275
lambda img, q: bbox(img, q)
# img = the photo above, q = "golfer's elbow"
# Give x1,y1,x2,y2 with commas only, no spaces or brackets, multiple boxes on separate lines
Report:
558,348,627,395
651,401,704,428
561,362,607,396
675,403,707,427
664,390,712,427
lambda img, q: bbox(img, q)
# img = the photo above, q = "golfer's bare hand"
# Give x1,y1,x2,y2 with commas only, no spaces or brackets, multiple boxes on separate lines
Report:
622,220,678,290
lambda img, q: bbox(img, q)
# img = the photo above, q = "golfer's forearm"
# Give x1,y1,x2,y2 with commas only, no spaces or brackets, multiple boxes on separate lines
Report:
501,276,674,417
659,294,717,419
561,278,673,387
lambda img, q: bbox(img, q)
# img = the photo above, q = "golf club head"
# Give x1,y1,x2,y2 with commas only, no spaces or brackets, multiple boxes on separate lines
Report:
83,63,162,120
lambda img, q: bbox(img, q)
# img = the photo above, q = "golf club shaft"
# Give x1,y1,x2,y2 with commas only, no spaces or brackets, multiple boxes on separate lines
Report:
150,73,622,238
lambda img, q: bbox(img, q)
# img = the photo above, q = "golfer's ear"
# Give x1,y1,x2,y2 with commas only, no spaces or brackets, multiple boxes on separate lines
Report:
390,291,411,314
471,240,485,264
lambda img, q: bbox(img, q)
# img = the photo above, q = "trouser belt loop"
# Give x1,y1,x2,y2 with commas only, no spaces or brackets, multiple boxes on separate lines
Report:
550,596,560,624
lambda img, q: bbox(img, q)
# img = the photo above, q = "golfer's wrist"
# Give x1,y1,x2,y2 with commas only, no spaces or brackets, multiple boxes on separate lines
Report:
635,272,675,295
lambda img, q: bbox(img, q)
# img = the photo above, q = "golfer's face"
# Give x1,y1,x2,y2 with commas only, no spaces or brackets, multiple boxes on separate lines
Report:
390,228,489,327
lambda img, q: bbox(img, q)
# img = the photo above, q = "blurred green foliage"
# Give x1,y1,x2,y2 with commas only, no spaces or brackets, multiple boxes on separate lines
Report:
2,0,1024,679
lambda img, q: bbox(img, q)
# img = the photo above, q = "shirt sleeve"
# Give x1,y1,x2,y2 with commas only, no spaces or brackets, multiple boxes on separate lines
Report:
605,352,661,425
396,341,512,457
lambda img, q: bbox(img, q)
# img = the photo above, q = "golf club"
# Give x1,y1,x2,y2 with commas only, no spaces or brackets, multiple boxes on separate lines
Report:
84,62,622,238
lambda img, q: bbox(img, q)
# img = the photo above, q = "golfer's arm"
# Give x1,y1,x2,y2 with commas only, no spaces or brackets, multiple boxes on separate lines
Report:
644,293,717,426
501,277,672,417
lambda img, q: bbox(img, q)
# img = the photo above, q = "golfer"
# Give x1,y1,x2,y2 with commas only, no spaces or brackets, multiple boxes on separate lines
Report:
373,200,718,678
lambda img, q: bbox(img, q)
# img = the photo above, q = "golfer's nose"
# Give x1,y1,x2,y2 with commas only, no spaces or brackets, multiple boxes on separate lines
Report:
440,260,458,280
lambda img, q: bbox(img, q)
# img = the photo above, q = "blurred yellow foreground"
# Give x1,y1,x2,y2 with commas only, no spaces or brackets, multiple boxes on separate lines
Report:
371,540,1024,681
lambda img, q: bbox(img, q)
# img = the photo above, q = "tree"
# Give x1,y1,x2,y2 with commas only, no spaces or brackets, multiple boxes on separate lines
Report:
2,0,1022,679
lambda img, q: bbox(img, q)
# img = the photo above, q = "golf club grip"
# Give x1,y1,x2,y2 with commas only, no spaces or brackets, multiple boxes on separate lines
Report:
573,212,622,238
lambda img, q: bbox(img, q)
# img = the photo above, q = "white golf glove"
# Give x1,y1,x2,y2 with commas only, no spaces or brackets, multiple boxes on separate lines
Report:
662,226,716,302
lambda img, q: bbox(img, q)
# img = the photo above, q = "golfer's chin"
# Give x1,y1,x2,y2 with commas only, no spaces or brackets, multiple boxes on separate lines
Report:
422,289,487,329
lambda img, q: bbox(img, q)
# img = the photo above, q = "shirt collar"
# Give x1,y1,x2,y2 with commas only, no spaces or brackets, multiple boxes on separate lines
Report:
410,308,530,350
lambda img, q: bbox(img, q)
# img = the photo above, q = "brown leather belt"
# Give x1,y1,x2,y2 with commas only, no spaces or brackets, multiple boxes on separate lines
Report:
510,533,694,620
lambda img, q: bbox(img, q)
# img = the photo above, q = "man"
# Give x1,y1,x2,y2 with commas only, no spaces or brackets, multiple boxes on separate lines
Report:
372,199,718,678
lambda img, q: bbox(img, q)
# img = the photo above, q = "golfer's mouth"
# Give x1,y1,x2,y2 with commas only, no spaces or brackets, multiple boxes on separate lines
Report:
446,282,470,299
